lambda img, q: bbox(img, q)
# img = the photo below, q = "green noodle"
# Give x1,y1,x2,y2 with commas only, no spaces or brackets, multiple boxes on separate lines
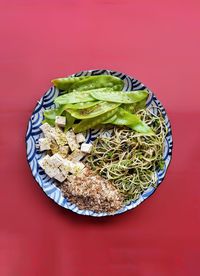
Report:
86,108,168,203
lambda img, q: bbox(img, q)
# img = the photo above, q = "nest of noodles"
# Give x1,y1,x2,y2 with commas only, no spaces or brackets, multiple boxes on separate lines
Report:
86,108,168,203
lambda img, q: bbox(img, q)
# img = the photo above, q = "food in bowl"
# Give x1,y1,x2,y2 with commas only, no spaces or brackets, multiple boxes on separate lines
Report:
37,75,167,213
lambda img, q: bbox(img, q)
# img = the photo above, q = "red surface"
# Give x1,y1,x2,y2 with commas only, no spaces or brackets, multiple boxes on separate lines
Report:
0,1,200,275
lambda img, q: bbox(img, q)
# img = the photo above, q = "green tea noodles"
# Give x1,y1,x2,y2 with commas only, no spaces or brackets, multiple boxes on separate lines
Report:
86,108,168,202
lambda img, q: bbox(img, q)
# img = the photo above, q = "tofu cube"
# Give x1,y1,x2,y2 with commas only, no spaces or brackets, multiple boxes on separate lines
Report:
45,166,60,178
50,142,59,155
38,138,51,151
49,129,58,142
40,123,61,144
68,149,86,162
38,155,51,170
66,130,79,151
70,162,85,175
76,133,86,144
60,160,72,175
39,123,52,138
49,127,67,146
54,171,67,182
59,160,84,175
80,143,93,154
49,153,64,167
55,116,66,127
58,145,69,158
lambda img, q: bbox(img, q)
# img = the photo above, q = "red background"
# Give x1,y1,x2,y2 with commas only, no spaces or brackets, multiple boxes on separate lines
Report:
0,1,200,275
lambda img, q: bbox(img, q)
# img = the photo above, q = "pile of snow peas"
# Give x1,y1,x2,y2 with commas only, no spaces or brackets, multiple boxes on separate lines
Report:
43,75,154,135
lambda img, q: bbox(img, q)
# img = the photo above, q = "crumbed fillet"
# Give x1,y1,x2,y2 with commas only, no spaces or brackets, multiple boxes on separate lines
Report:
60,168,124,213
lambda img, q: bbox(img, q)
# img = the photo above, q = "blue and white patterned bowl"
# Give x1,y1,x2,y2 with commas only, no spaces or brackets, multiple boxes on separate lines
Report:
26,69,173,217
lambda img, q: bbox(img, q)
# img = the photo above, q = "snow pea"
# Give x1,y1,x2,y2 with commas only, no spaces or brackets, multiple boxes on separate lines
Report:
59,101,101,110
42,118,55,126
52,76,90,90
107,108,154,135
73,108,118,133
122,98,147,113
44,109,57,122
43,105,68,125
102,113,118,124
54,87,114,105
52,75,124,92
66,102,120,119
64,111,75,132
54,91,95,105
90,90,148,104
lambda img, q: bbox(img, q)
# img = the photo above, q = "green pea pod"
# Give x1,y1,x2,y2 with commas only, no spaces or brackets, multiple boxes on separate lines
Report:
52,76,91,90
44,109,57,121
73,108,118,133
59,101,101,110
122,98,147,113
54,88,113,105
109,108,154,135
43,105,68,126
66,102,120,119
42,119,55,126
54,91,95,105
52,75,124,92
102,114,118,124
90,90,148,104
64,111,75,132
